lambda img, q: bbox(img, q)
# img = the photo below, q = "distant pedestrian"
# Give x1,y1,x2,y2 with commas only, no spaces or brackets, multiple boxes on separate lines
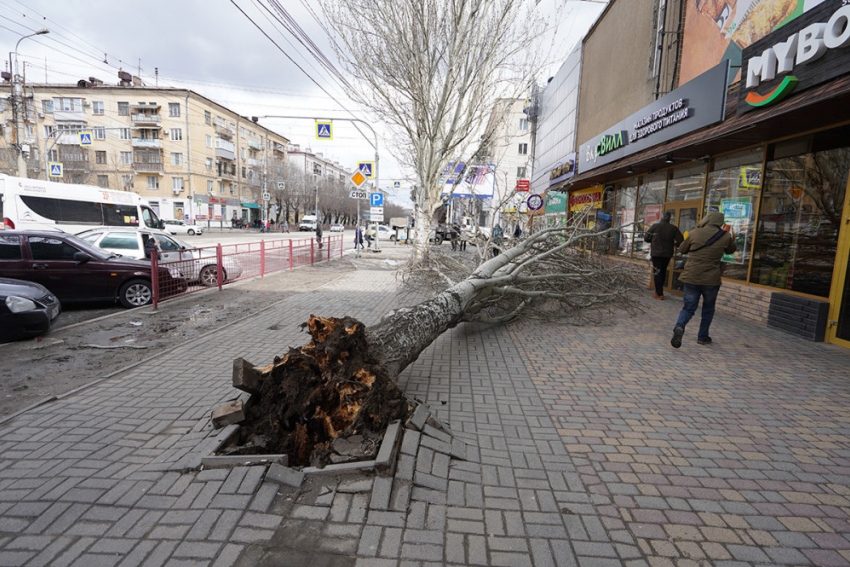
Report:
354,225,364,250
450,223,460,251
316,221,324,250
283,220,289,233
670,211,736,348
644,211,684,300
492,224,503,257
513,224,522,239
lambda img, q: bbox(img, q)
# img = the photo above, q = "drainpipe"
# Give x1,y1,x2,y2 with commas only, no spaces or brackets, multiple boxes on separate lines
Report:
654,0,668,100
184,91,191,222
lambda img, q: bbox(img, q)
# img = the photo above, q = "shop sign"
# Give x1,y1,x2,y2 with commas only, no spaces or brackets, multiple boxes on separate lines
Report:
739,3,850,113
545,192,567,214
516,180,530,192
568,191,602,212
578,61,729,173
548,154,577,185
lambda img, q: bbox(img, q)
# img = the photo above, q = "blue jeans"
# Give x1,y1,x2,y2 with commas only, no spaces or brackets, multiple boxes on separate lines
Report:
675,284,719,341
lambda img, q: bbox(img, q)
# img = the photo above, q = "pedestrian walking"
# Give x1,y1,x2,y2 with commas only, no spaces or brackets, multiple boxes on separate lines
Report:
316,222,324,250
354,224,364,250
513,224,522,239
283,220,289,233
492,224,503,257
644,211,684,300
450,223,460,251
670,211,736,348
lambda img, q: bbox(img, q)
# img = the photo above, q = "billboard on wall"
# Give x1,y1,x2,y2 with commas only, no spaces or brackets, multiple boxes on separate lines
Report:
440,163,496,199
679,0,832,86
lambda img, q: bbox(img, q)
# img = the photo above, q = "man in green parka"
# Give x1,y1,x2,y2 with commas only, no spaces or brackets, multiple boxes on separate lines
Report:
670,211,736,348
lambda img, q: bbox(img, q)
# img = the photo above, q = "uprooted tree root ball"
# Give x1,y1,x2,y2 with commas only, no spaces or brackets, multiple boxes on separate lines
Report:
235,315,410,468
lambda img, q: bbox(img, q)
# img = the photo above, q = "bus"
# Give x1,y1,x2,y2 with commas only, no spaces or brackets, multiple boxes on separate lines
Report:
0,174,163,234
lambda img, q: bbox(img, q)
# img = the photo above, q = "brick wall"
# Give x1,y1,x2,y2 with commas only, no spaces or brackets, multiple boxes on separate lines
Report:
715,280,772,326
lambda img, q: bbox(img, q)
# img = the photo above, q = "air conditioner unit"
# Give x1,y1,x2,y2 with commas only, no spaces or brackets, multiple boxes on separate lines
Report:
172,188,182,195
37,112,45,119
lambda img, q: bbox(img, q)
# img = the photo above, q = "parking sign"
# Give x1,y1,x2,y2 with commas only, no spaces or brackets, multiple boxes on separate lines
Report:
370,192,383,207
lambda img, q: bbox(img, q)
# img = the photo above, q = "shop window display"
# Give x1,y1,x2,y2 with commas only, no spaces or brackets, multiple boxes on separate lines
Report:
613,179,637,258
635,172,667,258
666,162,706,202
750,128,849,298
704,147,764,282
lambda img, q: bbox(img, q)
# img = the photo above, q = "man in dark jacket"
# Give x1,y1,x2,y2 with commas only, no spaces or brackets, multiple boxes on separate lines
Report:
316,222,323,250
644,211,684,300
670,211,736,348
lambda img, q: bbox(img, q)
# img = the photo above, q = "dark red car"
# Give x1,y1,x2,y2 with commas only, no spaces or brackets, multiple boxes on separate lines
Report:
0,231,188,308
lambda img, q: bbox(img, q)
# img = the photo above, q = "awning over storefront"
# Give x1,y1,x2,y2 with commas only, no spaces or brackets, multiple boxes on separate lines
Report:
242,203,260,209
560,74,850,192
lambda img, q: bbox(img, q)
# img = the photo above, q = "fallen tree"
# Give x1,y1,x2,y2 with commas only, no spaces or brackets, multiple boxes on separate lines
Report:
225,221,639,467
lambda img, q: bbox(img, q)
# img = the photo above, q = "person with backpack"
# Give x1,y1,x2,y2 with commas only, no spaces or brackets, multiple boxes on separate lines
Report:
644,211,684,300
670,211,736,348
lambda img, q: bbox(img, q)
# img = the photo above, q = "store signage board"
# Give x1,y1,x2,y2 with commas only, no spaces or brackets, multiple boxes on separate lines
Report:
578,60,730,173
738,3,850,113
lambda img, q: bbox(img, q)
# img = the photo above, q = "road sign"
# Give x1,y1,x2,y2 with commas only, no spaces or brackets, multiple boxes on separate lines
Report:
277,181,286,190
349,190,368,199
262,192,271,201
48,163,63,178
370,208,384,222
79,132,93,147
350,170,367,187
393,181,401,189
370,192,383,207
527,193,544,211
316,121,333,140
516,180,530,192
358,162,374,178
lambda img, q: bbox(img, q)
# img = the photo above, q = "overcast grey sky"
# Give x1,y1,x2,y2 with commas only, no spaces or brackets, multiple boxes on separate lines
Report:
1,0,605,204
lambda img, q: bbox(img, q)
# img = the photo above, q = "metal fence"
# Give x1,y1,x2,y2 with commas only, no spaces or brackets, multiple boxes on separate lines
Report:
150,235,344,308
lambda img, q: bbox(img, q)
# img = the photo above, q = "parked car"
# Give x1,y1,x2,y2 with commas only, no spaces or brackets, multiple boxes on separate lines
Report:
0,277,61,342
162,219,204,236
0,231,187,308
76,228,243,286
365,225,392,240
330,223,345,233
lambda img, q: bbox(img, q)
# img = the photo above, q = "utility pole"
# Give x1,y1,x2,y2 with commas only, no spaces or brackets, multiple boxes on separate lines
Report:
9,29,49,178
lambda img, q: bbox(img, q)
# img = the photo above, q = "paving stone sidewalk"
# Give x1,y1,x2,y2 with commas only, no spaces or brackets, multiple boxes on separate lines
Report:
1,251,849,567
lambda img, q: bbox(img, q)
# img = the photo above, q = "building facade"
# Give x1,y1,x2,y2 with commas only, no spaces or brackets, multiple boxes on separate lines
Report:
0,82,289,225
558,0,850,349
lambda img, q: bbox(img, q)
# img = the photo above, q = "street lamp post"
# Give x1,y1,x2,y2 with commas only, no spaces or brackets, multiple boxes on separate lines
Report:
9,28,49,178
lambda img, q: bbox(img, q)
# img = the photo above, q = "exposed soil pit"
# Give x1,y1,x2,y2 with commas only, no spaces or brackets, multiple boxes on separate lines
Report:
217,315,411,469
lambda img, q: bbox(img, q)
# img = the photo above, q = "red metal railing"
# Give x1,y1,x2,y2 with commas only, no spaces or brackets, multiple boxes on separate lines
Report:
151,235,344,307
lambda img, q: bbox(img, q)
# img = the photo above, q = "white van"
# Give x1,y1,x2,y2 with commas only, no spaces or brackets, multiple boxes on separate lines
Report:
0,174,162,234
299,214,318,231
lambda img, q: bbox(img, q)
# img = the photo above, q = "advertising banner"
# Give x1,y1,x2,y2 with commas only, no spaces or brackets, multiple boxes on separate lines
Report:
440,163,496,199
679,0,832,86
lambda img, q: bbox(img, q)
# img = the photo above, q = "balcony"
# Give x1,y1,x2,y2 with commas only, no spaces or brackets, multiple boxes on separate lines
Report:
54,110,87,122
248,140,262,151
134,162,163,173
131,138,162,149
249,177,260,187
215,124,232,140
215,139,235,161
131,102,160,109
131,113,161,125
248,158,262,167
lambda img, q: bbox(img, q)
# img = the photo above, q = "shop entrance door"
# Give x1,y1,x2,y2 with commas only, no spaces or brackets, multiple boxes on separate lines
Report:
664,200,700,294
827,193,850,348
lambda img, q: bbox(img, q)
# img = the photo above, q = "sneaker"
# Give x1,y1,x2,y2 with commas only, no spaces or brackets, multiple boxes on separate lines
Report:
653,293,664,300
671,326,684,349
697,337,712,345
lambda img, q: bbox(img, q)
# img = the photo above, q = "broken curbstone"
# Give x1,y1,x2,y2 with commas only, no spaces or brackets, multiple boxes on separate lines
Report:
211,399,245,429
407,404,430,431
266,463,305,487
376,420,402,475
232,358,261,395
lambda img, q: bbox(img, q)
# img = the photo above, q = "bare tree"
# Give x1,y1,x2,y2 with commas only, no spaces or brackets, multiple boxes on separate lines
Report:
321,0,545,262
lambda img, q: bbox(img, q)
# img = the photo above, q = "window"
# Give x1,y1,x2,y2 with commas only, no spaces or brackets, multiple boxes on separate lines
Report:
204,111,211,125
206,135,212,148
96,151,107,165
121,174,134,190
241,148,246,160
92,101,104,115
635,172,667,254
48,150,58,162
704,147,764,282
53,98,83,112
171,153,184,166
518,143,528,155
120,151,132,165
28,236,82,261
0,235,22,260
205,158,213,171
25,125,34,139
229,122,236,133
92,127,105,140
207,180,214,193
517,166,526,178
667,162,706,201
119,128,131,140
147,177,159,190
241,127,246,138
313,163,322,175
230,184,236,196
241,166,246,178
118,102,129,116
172,177,184,192
168,103,180,117
614,179,638,258
42,99,53,113
44,125,55,138
750,127,849,298
97,175,109,188
519,118,528,131
100,233,138,250
219,182,226,194
170,128,182,141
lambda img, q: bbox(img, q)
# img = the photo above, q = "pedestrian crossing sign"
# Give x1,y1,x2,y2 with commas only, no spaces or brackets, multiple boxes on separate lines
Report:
316,121,333,140
358,162,374,178
393,181,400,189
277,181,286,190
79,132,93,146
48,163,63,178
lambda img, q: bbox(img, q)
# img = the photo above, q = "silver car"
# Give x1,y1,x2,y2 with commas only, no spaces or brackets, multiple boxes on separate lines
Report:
77,228,243,286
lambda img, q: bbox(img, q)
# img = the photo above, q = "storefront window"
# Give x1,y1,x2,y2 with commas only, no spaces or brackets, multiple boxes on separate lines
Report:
667,162,706,201
750,127,849,298
613,179,638,258
635,172,667,257
705,147,764,281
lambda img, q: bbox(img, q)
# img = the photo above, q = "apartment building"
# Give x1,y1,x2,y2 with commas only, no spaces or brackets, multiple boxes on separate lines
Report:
284,144,360,219
0,81,288,223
